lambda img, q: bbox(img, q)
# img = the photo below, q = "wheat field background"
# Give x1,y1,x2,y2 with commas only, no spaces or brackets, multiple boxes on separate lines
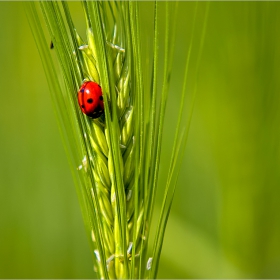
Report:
1,1,280,278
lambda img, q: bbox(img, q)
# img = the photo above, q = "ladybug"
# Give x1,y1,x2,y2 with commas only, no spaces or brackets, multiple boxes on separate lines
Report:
78,81,104,118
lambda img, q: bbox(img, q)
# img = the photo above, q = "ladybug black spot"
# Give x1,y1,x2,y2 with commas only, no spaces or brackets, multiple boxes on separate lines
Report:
99,96,103,101
87,98,93,103
80,89,84,93
81,105,85,108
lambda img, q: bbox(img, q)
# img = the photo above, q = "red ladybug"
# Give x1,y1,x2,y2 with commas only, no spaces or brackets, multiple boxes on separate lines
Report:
78,81,104,118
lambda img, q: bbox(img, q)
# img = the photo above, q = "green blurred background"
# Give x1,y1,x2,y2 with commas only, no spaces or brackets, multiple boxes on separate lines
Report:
1,1,280,278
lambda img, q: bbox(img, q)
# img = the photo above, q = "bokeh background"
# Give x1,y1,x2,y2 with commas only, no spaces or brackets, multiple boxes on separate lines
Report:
1,1,280,278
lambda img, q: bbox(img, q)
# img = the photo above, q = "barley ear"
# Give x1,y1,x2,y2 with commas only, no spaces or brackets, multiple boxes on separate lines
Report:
26,1,208,278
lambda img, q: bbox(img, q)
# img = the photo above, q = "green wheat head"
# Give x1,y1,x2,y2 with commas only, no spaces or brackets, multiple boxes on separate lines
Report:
26,1,208,279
